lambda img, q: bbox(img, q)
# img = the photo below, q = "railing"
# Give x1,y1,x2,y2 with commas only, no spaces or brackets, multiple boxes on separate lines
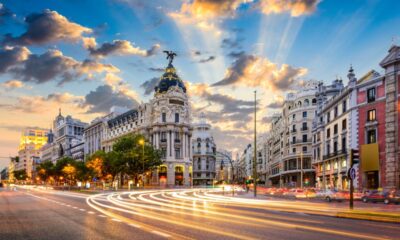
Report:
323,149,347,160
174,139,181,143
301,127,308,131
160,139,167,142
290,139,312,144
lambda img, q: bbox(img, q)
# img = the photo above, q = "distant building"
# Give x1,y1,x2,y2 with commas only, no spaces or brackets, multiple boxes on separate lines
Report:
16,128,48,179
192,113,216,185
215,149,232,183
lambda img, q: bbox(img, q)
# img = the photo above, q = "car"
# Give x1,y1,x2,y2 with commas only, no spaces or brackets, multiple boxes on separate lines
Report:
384,190,400,204
361,191,388,203
284,188,306,198
318,190,346,202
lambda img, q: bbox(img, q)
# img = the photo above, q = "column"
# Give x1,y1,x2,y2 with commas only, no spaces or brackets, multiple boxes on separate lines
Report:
167,131,171,158
182,132,186,158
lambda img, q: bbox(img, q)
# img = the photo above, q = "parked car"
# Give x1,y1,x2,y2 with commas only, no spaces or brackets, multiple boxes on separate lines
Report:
361,191,388,203
318,190,346,202
384,190,400,204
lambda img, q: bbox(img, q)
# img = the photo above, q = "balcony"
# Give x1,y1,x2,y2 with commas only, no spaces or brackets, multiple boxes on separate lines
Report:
301,127,308,131
174,139,181,143
323,149,347,160
290,139,312,145
291,129,297,133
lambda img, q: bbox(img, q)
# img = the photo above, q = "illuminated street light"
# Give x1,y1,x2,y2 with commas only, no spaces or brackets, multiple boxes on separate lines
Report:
139,138,145,188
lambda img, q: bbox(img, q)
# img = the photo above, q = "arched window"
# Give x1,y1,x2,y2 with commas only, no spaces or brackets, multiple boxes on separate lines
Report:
304,99,309,106
312,98,317,105
298,101,302,107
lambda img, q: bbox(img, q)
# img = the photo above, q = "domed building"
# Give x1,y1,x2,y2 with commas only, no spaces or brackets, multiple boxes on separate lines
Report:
102,53,193,187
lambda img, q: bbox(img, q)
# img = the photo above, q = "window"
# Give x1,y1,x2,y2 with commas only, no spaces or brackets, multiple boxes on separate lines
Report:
342,137,346,151
293,114,296,120
175,148,181,158
326,128,331,138
327,144,330,155
334,106,338,117
334,124,338,135
302,122,307,130
367,129,376,144
302,146,307,153
303,111,307,118
292,125,296,131
342,119,347,130
367,88,376,102
302,134,307,142
292,136,296,143
161,148,166,158
162,112,166,122
293,148,296,153
175,113,179,123
367,109,376,122
342,100,347,113
161,132,166,141
327,112,331,122
333,141,338,152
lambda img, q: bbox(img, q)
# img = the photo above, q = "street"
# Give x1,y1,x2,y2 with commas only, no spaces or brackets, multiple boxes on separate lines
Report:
0,187,399,240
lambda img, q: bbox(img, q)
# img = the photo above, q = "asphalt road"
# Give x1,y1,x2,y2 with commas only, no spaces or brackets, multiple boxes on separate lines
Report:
0,187,399,240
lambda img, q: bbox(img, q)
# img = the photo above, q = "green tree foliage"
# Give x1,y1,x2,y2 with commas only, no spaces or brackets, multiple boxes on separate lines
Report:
13,169,27,181
36,161,54,181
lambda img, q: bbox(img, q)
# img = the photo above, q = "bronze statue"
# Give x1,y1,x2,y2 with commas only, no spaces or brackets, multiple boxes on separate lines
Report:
163,50,177,65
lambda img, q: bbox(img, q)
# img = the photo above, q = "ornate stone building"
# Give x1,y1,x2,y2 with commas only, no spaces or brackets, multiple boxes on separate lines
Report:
191,113,216,185
102,57,193,187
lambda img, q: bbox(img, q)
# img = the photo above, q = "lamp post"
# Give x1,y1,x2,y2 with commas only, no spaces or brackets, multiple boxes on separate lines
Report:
253,90,257,198
138,138,145,188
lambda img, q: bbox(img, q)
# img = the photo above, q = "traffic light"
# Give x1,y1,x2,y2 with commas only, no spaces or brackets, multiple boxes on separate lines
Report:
351,149,360,165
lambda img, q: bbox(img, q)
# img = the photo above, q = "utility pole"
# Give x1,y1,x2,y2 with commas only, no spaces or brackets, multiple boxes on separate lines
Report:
253,90,257,198
348,149,359,210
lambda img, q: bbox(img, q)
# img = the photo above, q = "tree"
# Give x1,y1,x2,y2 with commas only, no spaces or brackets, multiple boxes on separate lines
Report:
86,150,107,180
36,161,55,182
113,134,162,185
13,169,27,181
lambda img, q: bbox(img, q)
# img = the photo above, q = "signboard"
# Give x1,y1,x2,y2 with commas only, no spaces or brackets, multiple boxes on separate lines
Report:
347,167,356,180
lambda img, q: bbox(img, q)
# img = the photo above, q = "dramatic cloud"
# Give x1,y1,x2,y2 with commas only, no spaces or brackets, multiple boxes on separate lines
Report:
0,123,45,132
266,96,285,109
104,73,122,86
87,40,160,58
2,80,24,89
3,9,92,45
82,85,139,113
180,0,244,19
257,0,320,17
0,46,30,73
199,56,216,63
212,53,307,91
140,77,160,95
0,47,119,85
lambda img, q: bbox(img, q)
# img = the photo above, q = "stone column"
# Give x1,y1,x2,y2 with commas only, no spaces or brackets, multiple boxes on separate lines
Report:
167,131,171,158
184,163,190,186
182,132,186,158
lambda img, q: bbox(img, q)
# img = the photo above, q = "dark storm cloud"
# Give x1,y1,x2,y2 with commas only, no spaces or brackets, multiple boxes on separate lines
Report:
140,77,160,95
2,9,91,45
227,51,245,59
82,85,138,114
199,56,215,63
266,100,284,109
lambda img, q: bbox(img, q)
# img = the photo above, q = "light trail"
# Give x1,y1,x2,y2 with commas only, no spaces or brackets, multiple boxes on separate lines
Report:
86,189,392,240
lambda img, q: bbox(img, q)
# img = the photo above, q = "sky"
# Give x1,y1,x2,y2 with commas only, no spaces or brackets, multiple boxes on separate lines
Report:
0,0,399,168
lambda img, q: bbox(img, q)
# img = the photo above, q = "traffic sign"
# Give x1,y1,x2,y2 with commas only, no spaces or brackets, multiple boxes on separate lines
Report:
348,167,356,180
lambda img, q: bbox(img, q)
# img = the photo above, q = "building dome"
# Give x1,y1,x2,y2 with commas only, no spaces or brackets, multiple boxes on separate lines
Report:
155,63,187,94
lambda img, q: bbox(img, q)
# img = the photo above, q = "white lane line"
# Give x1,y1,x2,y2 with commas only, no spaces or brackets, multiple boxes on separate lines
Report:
66,205,71,207
98,215,107,218
151,230,171,238
73,206,78,209
112,218,122,222
79,209,86,211
87,211,95,214
128,223,141,228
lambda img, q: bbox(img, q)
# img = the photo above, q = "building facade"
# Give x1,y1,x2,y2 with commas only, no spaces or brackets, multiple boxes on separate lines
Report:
356,70,386,190
16,128,48,178
215,149,233,183
192,114,216,185
102,60,193,187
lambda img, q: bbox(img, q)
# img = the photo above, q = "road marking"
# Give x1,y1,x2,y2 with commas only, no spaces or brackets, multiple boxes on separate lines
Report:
66,205,71,207
79,209,85,211
151,230,171,238
98,215,107,218
87,211,95,214
128,223,141,228
112,218,122,222
73,207,78,209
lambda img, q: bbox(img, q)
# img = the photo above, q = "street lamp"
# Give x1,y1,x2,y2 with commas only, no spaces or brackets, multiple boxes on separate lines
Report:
138,138,145,188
